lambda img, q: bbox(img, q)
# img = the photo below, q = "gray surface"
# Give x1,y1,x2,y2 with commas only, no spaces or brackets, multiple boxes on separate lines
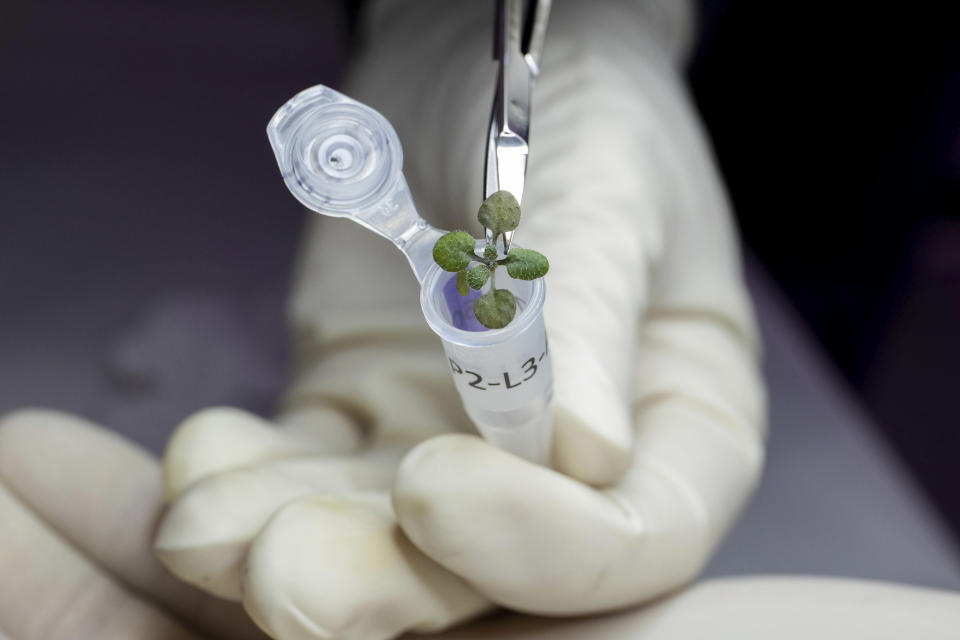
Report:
705,258,960,589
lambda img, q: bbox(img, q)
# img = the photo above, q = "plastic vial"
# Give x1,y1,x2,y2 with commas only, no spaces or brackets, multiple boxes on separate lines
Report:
420,262,553,465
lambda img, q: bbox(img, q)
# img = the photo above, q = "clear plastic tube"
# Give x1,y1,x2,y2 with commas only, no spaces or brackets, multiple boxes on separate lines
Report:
269,84,553,464
420,262,553,464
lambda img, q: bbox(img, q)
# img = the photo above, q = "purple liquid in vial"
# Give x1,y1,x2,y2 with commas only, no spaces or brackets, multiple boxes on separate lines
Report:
442,274,488,332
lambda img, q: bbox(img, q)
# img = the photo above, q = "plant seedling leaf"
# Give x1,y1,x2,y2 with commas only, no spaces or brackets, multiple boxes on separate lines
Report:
433,231,476,272
467,265,490,290
477,190,521,234
456,269,470,296
474,288,516,329
505,248,549,280
483,244,498,261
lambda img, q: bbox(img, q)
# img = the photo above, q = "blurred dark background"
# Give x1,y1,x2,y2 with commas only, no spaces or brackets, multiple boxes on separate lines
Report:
1,0,958,575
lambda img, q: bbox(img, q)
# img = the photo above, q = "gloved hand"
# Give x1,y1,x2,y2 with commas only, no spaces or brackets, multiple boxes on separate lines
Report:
3,414,960,640
0,410,268,640
150,1,767,638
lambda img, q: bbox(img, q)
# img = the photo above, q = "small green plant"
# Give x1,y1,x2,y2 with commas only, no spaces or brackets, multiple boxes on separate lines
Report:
432,190,549,329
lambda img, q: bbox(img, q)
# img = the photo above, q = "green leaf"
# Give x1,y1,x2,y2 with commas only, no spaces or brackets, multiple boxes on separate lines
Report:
456,269,469,296
433,231,475,272
483,244,498,261
474,288,516,329
466,265,490,290
477,190,521,234
505,248,549,280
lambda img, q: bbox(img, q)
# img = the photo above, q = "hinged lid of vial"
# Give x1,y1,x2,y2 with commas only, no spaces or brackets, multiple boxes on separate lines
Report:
267,85,442,283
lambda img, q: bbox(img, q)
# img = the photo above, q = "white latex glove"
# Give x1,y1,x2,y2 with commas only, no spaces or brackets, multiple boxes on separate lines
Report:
153,0,768,638
4,413,960,640
0,411,268,640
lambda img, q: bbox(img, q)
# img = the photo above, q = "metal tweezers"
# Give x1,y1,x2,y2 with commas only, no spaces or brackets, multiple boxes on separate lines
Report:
483,0,552,253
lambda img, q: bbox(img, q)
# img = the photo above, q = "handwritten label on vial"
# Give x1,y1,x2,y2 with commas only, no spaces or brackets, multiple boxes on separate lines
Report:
446,338,550,406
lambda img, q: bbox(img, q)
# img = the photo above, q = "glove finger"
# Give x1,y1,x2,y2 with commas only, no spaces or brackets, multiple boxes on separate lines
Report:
393,415,761,615
0,480,204,640
0,409,265,640
163,406,362,499
393,434,627,614
155,450,401,600
242,493,490,640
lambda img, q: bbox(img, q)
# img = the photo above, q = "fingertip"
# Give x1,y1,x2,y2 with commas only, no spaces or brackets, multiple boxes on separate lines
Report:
242,497,360,640
163,407,288,499
391,434,481,542
242,495,397,640
392,433,565,566
154,539,245,601
153,474,252,601
395,433,483,473
243,493,487,640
